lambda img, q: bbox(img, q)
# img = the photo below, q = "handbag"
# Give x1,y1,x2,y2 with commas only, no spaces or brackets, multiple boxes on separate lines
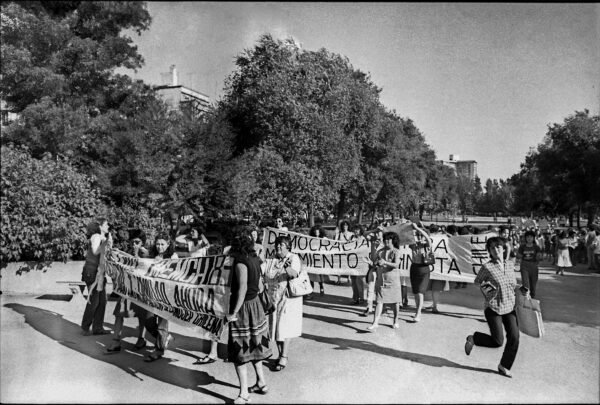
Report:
423,248,436,265
514,285,545,338
258,276,275,315
287,269,313,297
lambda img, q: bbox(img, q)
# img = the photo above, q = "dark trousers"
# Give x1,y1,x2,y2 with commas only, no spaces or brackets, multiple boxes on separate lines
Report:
81,281,107,332
520,262,539,299
351,276,365,300
474,308,520,370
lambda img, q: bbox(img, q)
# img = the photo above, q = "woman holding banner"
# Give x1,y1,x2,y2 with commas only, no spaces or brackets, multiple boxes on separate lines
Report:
350,224,366,305
306,224,327,299
81,217,112,336
226,231,272,404
175,226,210,257
264,235,303,372
464,236,520,378
361,227,384,317
409,222,433,322
143,232,178,362
367,232,402,331
334,220,354,284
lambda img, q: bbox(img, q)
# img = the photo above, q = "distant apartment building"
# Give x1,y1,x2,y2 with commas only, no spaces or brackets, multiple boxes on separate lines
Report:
154,65,210,117
439,154,478,180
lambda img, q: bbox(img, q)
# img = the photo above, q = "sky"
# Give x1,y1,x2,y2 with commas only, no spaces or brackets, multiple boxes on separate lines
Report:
123,2,599,182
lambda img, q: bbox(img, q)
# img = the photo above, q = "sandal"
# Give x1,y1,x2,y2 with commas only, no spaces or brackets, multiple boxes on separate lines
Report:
134,338,147,350
106,340,121,354
248,383,269,394
274,356,288,371
193,356,217,365
233,394,251,404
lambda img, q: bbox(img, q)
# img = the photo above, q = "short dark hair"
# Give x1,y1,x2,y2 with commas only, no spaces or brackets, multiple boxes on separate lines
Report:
486,236,508,260
524,230,536,239
352,224,364,236
339,220,350,230
274,235,292,250
382,232,400,249
309,224,324,238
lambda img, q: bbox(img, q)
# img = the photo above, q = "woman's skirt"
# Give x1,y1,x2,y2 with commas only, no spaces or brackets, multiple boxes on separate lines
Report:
427,279,450,292
376,268,403,304
228,296,272,364
556,249,572,268
410,263,431,294
270,295,302,341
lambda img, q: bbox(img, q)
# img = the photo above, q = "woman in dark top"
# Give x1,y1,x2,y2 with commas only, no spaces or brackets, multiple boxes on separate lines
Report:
226,231,272,404
409,222,433,322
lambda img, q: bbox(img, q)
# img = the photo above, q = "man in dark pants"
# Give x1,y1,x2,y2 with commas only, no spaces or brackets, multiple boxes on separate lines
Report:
81,279,109,335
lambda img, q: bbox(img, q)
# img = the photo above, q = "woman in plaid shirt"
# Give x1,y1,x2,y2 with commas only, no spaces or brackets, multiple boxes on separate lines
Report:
464,237,520,378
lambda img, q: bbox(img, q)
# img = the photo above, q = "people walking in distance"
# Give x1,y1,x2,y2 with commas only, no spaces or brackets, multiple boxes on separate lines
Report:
409,222,433,322
175,226,210,257
516,230,542,299
361,227,384,317
142,232,178,362
586,226,597,270
306,224,327,300
81,217,112,336
367,232,402,331
263,236,303,372
555,231,572,276
464,237,520,378
226,231,272,404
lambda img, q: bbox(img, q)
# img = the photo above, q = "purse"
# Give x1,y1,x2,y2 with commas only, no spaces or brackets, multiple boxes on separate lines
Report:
514,285,545,338
287,269,313,297
258,276,275,315
423,248,436,265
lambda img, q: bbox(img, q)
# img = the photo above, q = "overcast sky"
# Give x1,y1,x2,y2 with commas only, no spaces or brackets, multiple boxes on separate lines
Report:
124,2,599,182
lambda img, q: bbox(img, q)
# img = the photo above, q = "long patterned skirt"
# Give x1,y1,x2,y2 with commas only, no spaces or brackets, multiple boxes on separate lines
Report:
228,296,272,364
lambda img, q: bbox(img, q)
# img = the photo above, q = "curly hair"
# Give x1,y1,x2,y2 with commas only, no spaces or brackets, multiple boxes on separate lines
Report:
309,224,325,238
149,232,175,259
382,231,400,249
228,228,257,258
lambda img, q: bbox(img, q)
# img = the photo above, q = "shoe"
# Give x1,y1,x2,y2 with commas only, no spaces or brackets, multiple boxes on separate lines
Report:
366,324,378,332
274,356,287,371
106,344,121,354
359,309,372,317
432,307,441,314
320,286,325,295
134,338,147,350
143,351,163,362
248,383,269,394
392,323,400,329
92,329,111,335
194,356,217,365
234,394,251,404
498,364,512,378
412,315,421,323
81,329,92,336
464,335,474,355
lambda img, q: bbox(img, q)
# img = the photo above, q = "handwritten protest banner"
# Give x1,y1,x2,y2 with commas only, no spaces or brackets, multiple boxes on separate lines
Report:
103,247,232,341
262,227,496,282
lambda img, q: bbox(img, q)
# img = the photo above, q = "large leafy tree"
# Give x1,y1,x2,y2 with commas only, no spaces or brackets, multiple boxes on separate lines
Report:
220,35,383,224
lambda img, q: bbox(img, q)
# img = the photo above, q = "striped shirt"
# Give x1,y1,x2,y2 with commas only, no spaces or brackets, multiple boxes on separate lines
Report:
474,259,517,315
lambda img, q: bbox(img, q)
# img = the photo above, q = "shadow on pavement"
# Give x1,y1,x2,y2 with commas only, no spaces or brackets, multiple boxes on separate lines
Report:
4,303,236,402
301,332,497,375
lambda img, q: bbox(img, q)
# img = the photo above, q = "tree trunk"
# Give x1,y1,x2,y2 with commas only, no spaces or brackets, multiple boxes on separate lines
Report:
308,203,315,228
569,211,574,227
577,205,581,228
357,203,364,225
336,189,347,224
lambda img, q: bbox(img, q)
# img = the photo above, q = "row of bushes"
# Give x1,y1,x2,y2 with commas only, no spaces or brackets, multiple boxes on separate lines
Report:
0,144,165,266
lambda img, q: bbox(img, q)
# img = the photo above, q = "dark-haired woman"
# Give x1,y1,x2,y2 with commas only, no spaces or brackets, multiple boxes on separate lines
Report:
176,227,210,257
334,220,354,284
516,230,542,298
555,230,572,275
306,224,327,299
367,232,402,331
81,217,112,336
264,235,303,372
143,232,178,362
464,237,520,378
226,231,272,404
409,223,432,322
350,224,366,305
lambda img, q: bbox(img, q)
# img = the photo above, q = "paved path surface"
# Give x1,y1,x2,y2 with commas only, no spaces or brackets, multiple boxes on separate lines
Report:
2,261,599,403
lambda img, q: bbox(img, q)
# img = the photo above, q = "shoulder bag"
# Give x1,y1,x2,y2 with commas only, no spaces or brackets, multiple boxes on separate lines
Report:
514,285,545,338
287,258,313,297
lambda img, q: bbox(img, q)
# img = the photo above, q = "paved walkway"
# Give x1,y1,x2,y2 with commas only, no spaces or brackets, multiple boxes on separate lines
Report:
1,261,599,403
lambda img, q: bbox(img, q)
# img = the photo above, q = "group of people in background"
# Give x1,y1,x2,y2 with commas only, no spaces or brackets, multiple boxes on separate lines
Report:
78,215,599,399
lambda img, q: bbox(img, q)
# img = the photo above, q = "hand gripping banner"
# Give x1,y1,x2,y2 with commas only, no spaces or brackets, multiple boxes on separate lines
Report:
101,246,232,341
262,227,496,282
